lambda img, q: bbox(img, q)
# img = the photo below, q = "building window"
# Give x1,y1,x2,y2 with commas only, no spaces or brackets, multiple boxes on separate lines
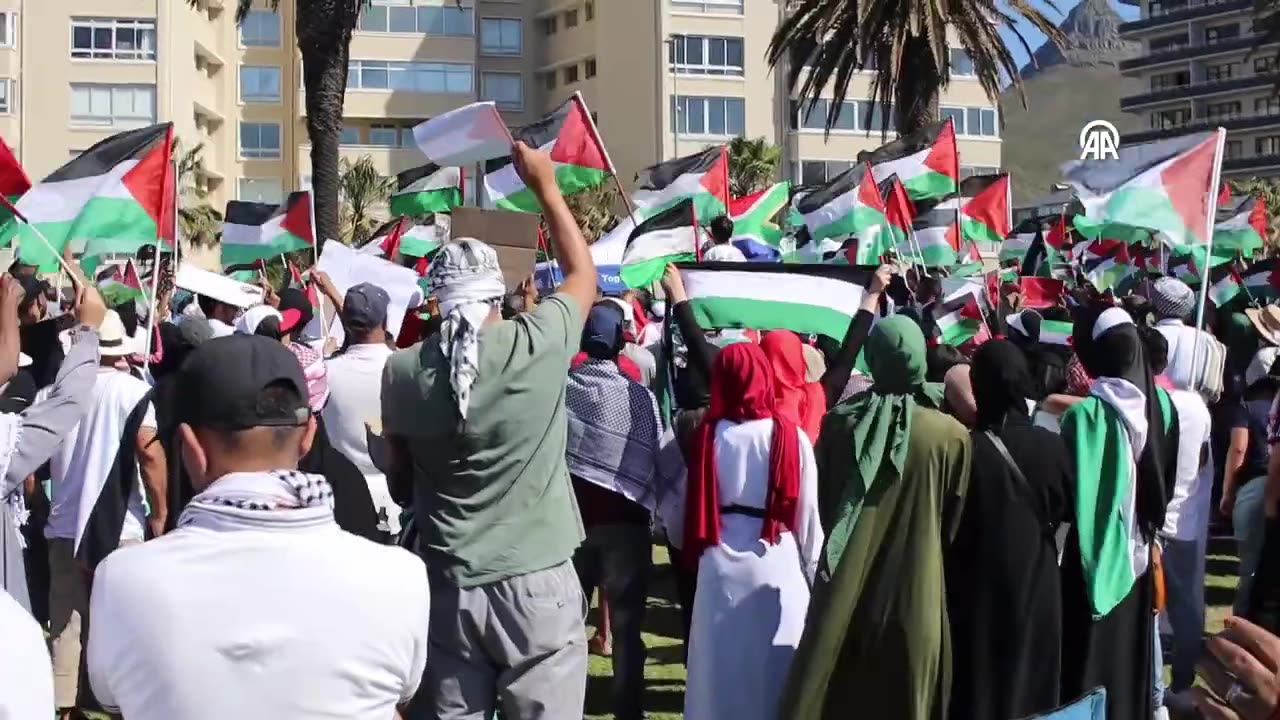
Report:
0,13,16,49
240,122,282,158
544,71,556,90
0,80,12,114
1151,70,1190,90
1205,100,1242,120
240,65,282,102
672,95,746,136
670,0,744,14
401,127,417,147
340,126,359,145
797,160,854,186
1205,62,1238,82
240,10,281,47
543,16,556,35
586,1,595,21
1204,23,1240,44
943,105,998,137
1258,96,1280,115
369,123,400,146
359,3,473,36
480,17,521,55
1151,107,1191,129
565,9,578,27
1257,135,1280,155
949,48,975,76
69,84,156,128
71,18,157,61
347,60,473,94
959,165,999,179
238,178,283,205
1225,140,1243,159
564,65,579,84
669,35,745,77
585,58,597,78
481,72,523,109
792,99,859,131
1149,33,1188,53
1257,56,1280,74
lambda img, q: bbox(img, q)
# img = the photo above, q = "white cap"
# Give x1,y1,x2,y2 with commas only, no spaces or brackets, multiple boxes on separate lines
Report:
235,305,283,335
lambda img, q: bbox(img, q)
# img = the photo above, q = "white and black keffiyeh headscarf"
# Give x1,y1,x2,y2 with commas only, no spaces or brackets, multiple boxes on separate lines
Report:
179,469,334,526
428,239,506,420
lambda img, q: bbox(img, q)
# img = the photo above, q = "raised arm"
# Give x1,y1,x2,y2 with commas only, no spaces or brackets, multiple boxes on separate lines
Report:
820,265,890,408
512,141,595,319
660,264,716,383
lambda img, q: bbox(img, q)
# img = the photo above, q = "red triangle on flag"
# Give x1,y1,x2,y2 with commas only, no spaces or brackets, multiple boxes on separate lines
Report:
548,95,610,172
1219,183,1232,207
857,163,887,214
120,127,173,229
699,146,730,205
961,175,1011,240
959,296,983,321
1045,216,1069,251
1160,135,1219,244
280,192,315,245
922,119,959,183
1251,196,1269,240
884,177,916,232
1018,277,1064,309
0,139,30,199
380,217,406,258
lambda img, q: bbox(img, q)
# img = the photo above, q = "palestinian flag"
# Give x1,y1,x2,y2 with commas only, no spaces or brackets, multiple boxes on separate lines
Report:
1063,130,1223,252
935,294,985,346
484,93,610,212
1019,277,1065,309
1040,320,1074,346
1166,251,1200,284
0,138,30,227
288,261,320,310
1240,258,1280,303
909,174,1010,269
5,123,174,271
795,163,889,264
728,182,789,259
1083,240,1133,292
860,118,959,201
98,259,146,307
221,192,314,266
390,164,462,216
677,262,876,340
633,145,729,221
371,216,443,259
1003,218,1041,264
620,198,699,287
959,174,1012,248
1214,196,1267,257
1208,263,1244,308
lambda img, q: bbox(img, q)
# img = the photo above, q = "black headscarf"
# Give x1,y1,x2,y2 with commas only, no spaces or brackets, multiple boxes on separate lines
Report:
970,340,1035,430
1071,304,1177,540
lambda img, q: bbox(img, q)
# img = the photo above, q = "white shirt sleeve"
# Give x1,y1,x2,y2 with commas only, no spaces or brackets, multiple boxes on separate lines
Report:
794,428,825,584
399,562,431,704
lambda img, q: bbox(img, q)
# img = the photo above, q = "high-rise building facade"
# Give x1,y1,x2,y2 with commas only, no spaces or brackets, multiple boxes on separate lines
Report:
1118,0,1280,177
0,0,1002,215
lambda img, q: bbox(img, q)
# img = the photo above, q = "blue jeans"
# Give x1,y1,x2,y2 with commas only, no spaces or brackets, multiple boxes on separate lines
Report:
1161,534,1206,693
1235,477,1268,616
1152,624,1165,709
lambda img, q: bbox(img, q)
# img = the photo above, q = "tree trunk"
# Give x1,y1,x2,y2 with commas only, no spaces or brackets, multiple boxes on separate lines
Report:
894,34,943,136
301,41,348,251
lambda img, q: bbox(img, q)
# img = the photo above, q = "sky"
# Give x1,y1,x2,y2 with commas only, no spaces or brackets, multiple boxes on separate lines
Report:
1001,0,1140,70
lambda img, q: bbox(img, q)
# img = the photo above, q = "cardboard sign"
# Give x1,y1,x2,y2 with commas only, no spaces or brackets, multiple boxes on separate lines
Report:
449,207,539,290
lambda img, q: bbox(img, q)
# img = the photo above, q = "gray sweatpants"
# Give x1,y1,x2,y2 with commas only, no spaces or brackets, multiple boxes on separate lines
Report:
415,560,588,720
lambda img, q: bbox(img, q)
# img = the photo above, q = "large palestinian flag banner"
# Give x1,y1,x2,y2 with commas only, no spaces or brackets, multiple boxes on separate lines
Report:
484,93,610,212
6,123,174,271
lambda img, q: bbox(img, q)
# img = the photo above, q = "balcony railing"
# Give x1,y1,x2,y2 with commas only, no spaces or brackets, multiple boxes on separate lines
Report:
1120,71,1278,108
1122,108,1280,143
1222,152,1280,172
1119,0,1251,34
1120,34,1273,71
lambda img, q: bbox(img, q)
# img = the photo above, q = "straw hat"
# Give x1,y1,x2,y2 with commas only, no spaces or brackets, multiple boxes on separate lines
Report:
1246,305,1280,347
98,311,140,358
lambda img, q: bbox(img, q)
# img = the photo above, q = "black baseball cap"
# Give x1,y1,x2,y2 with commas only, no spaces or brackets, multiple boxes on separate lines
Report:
176,335,310,430
342,283,390,333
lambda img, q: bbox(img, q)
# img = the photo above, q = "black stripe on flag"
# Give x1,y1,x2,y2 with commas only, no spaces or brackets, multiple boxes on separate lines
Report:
855,120,947,165
46,122,172,183
484,97,573,174
795,163,873,214
628,198,698,244
77,389,155,571
635,146,722,190
224,199,282,226
396,163,446,192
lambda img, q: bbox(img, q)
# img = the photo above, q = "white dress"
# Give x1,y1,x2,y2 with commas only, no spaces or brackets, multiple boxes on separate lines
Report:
683,418,823,720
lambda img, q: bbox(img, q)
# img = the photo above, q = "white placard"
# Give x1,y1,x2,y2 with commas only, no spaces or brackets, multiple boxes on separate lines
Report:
306,240,422,341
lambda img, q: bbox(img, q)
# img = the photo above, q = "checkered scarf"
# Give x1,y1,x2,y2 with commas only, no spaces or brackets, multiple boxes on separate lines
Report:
428,239,506,420
178,470,334,526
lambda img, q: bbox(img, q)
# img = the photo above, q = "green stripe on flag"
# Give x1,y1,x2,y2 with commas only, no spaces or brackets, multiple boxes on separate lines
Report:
903,171,957,201
221,231,311,265
389,187,462,217
687,296,854,341
493,165,609,213
619,253,695,289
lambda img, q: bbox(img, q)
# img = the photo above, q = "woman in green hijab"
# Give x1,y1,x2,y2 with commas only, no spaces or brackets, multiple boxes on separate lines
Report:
777,316,971,720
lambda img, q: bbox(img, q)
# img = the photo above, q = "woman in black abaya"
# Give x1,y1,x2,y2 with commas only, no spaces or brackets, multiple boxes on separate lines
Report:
946,340,1073,719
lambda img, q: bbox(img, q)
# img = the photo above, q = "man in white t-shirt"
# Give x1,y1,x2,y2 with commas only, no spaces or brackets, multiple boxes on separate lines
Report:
0,587,54,718
321,282,398,539
701,215,747,262
1149,326,1213,701
44,310,165,715
88,335,429,720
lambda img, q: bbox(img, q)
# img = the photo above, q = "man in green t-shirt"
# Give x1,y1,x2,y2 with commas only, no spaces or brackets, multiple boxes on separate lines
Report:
382,142,597,719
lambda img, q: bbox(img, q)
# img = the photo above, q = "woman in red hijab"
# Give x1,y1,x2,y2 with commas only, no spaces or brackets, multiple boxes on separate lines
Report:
760,331,827,443
678,342,824,720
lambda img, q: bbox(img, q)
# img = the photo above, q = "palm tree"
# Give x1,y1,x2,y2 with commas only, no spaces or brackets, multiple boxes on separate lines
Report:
538,184,620,259
172,139,222,248
768,0,1065,135
206,0,367,249
338,155,395,247
726,137,782,196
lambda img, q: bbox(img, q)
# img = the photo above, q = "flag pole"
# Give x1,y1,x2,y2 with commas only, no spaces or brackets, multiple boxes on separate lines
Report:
575,91,642,227
0,195,82,285
142,249,162,373
1191,127,1227,378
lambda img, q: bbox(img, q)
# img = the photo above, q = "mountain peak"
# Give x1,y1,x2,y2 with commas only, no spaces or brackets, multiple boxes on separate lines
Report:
1021,0,1141,78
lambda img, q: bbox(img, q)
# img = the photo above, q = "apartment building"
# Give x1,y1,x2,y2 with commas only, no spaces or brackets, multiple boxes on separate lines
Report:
0,0,1002,217
1118,0,1280,178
